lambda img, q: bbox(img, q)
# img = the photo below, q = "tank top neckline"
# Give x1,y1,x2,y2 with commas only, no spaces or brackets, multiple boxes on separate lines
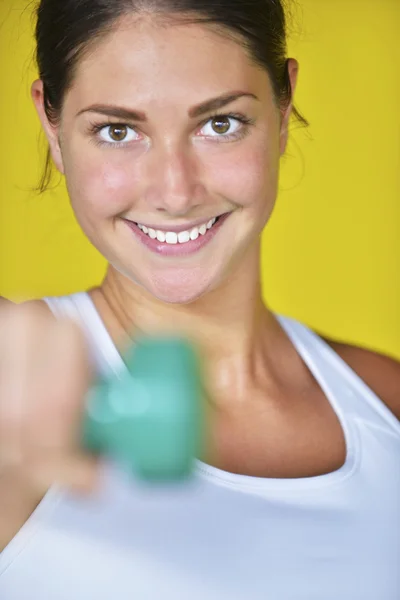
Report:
80,291,360,492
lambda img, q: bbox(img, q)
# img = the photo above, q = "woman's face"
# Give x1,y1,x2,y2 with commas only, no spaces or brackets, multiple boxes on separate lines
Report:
33,15,297,304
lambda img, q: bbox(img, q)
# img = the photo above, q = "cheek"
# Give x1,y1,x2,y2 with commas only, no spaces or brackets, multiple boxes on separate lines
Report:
67,158,135,219
206,139,279,211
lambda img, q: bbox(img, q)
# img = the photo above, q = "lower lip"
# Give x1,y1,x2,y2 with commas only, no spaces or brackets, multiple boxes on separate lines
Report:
125,213,230,257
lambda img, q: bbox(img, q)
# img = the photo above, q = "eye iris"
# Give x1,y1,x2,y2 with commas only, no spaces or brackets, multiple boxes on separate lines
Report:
110,125,127,141
212,117,230,135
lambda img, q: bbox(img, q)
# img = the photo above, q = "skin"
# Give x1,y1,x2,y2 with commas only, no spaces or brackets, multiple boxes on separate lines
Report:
31,14,399,477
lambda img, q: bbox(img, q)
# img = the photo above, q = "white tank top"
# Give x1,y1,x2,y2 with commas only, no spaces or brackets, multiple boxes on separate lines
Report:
0,291,399,599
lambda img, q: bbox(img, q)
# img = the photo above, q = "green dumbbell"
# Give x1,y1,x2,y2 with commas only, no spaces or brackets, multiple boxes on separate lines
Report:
82,336,203,481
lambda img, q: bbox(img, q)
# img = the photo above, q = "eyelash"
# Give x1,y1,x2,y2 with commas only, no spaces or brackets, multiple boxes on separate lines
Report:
88,112,255,149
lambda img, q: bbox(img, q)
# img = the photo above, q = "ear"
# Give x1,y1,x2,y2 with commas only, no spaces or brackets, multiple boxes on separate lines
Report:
31,79,65,174
279,58,299,156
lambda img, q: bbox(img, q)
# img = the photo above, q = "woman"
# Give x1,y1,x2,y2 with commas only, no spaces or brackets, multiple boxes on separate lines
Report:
0,0,399,598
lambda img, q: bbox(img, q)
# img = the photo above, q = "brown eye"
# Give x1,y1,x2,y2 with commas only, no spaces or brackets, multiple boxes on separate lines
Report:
109,125,128,142
211,117,231,135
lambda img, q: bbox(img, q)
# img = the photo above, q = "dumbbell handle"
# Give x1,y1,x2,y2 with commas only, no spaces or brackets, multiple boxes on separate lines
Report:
82,337,203,481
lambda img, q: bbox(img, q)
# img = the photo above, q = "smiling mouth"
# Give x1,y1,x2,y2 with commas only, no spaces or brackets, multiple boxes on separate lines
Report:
125,211,231,256
132,215,222,245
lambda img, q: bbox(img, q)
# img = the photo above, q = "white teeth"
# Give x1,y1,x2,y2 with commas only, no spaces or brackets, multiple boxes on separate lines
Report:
137,216,218,244
156,230,166,243
165,232,178,244
178,231,190,244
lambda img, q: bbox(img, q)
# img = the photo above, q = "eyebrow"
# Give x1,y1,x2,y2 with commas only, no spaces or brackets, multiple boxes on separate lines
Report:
76,91,259,121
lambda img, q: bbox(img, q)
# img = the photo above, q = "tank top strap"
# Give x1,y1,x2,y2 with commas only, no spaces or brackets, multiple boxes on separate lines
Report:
42,291,124,379
277,314,400,437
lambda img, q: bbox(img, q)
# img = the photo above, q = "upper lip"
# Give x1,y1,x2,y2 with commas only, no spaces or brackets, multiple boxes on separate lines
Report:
126,213,226,233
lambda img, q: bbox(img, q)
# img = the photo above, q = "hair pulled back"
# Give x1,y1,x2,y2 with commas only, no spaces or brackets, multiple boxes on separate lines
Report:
33,0,308,193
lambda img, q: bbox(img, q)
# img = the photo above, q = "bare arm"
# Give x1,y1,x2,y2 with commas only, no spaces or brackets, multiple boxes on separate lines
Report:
0,298,97,552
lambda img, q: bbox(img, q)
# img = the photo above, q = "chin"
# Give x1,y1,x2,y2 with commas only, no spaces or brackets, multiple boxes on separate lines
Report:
109,262,216,305
115,259,224,304
141,271,219,305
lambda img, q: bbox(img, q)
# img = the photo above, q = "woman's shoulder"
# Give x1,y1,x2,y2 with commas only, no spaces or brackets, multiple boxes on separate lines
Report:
322,336,400,420
20,298,56,316
0,296,49,310
0,297,57,321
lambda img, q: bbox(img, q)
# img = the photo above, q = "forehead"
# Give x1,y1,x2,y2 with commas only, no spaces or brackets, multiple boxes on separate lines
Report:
68,15,271,110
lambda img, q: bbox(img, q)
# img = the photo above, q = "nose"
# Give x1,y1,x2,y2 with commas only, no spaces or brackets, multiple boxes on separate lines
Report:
143,143,205,216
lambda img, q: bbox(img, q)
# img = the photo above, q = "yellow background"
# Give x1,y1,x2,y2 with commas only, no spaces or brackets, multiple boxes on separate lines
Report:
1,0,399,359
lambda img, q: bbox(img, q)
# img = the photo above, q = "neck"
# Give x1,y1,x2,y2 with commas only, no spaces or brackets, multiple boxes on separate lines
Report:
89,245,285,401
